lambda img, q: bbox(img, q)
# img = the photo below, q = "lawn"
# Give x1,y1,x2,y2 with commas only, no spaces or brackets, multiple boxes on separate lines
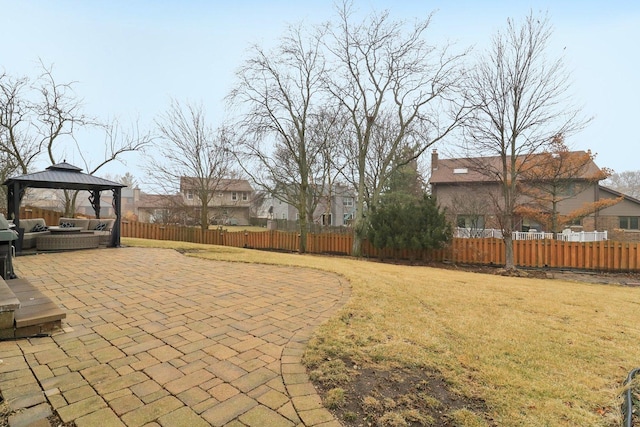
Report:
123,238,639,426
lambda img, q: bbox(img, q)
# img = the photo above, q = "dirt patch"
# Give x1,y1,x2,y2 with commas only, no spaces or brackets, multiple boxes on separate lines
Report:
310,359,493,426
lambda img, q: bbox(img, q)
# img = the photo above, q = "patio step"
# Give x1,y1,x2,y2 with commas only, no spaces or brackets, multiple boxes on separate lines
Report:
1,278,65,339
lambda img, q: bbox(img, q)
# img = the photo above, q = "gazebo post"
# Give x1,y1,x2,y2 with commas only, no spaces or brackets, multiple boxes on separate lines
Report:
89,190,101,219
7,181,22,225
111,187,122,247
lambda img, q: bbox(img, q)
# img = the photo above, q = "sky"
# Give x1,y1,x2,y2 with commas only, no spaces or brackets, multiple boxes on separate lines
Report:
1,0,638,190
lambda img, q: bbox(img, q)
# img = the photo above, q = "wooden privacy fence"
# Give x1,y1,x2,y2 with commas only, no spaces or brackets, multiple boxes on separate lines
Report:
450,238,640,271
120,220,640,272
19,206,63,226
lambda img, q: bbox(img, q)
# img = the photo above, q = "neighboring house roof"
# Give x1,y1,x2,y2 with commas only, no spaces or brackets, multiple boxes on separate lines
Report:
179,177,253,192
137,194,183,209
599,185,640,206
429,151,602,185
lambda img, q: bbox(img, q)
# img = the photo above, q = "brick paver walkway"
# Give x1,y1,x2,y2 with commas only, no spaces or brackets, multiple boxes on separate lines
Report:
0,247,349,427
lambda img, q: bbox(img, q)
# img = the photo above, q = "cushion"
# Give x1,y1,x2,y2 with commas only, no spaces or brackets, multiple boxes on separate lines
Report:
89,218,115,231
0,214,9,230
60,222,74,228
59,218,91,230
94,222,107,231
31,223,48,232
19,218,46,233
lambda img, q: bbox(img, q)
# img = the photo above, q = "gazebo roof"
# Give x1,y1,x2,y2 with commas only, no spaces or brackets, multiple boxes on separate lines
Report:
3,162,125,191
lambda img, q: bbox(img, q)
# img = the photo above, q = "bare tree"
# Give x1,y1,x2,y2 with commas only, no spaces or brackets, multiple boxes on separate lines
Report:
461,13,589,270
0,71,40,176
62,118,152,216
227,24,333,253
116,172,138,188
145,99,232,231
325,2,467,256
603,170,640,200
1,62,150,216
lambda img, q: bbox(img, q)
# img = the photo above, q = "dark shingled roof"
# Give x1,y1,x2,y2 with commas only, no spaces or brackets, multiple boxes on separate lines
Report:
3,162,125,191
430,151,602,185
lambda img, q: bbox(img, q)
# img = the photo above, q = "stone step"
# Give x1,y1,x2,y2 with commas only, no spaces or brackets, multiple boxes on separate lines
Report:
2,278,65,338
0,277,20,313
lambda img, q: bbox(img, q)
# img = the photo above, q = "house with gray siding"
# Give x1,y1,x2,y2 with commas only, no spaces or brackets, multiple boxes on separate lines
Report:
429,150,640,241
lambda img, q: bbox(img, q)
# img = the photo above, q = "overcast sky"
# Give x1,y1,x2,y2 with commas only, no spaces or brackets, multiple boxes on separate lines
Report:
2,1,638,189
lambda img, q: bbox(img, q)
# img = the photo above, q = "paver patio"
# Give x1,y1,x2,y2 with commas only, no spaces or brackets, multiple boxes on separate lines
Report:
0,247,349,426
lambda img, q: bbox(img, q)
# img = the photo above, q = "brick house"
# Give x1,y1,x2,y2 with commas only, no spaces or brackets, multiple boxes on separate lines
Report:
428,150,640,241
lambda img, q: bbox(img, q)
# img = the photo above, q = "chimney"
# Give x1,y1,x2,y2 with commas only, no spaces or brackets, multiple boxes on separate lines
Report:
431,149,438,171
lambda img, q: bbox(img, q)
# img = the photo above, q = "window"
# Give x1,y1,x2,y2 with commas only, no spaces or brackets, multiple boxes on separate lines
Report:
242,192,248,201
521,218,543,233
457,215,484,230
186,190,194,200
343,197,354,207
620,216,640,230
231,192,238,201
568,218,582,226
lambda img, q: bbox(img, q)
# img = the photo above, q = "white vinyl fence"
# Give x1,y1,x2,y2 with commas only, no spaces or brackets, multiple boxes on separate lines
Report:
454,228,608,242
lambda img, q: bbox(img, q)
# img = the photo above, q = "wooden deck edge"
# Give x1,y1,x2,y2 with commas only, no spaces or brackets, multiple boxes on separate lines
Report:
2,277,66,338
0,278,21,312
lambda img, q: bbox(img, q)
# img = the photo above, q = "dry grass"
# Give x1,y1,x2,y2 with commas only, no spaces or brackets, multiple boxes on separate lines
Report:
122,238,640,426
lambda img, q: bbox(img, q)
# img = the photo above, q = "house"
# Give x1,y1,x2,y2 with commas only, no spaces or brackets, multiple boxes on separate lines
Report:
136,193,184,223
429,150,640,241
268,184,356,227
75,187,141,218
179,177,253,226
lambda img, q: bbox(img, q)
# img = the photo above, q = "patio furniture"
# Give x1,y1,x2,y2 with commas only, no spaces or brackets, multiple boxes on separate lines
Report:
36,233,100,251
48,226,83,234
13,218,49,250
57,217,115,245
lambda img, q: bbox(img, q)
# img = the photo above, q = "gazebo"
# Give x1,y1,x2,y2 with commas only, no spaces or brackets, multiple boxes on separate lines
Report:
3,162,125,248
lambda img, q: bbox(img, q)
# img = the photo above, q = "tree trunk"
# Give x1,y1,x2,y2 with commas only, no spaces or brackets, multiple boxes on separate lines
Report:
351,195,366,257
352,154,368,257
298,177,308,254
63,190,78,217
200,203,208,232
504,235,515,270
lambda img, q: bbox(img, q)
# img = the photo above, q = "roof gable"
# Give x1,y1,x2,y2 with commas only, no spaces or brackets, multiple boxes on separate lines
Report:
430,152,603,185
